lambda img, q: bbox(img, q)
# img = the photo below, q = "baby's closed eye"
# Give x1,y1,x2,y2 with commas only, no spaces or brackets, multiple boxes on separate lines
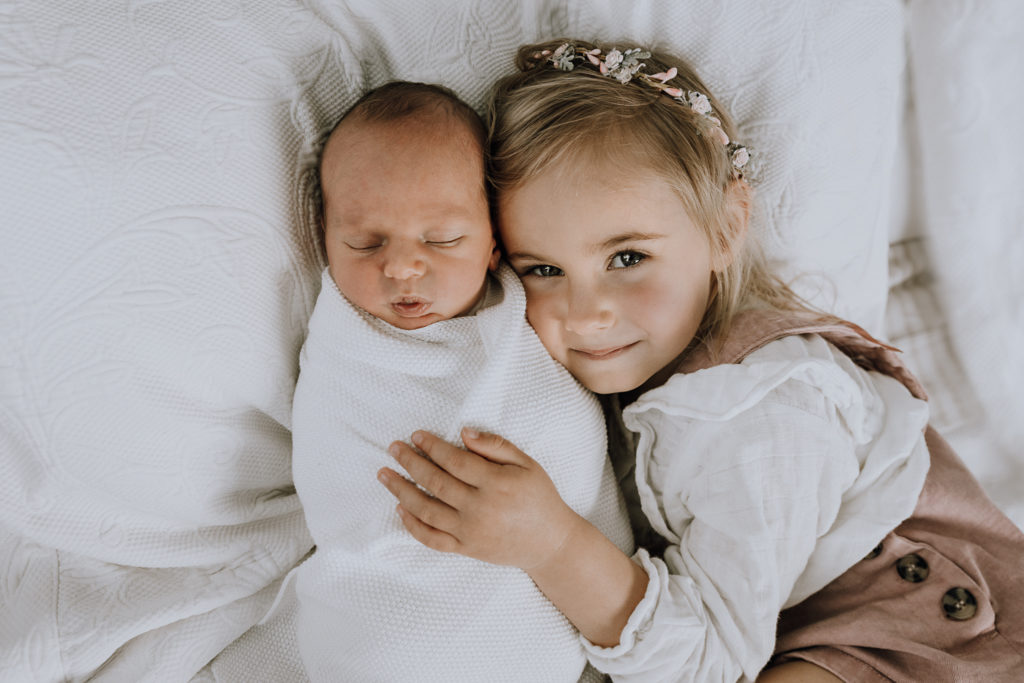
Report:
425,236,464,246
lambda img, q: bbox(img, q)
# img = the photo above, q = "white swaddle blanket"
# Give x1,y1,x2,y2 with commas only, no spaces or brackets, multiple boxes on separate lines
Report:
291,263,633,682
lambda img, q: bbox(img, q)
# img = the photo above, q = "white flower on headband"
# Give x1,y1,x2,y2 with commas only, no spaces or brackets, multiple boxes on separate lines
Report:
596,47,649,84
622,48,648,64
730,145,750,169
552,44,575,71
686,91,713,115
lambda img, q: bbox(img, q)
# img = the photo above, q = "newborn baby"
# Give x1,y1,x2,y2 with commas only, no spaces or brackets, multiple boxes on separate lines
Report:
291,81,633,682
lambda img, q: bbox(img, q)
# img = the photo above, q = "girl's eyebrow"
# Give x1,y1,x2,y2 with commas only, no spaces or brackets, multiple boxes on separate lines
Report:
505,249,546,262
506,231,666,263
592,231,666,254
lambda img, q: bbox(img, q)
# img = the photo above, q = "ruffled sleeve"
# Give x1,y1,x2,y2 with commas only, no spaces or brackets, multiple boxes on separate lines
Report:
583,335,930,682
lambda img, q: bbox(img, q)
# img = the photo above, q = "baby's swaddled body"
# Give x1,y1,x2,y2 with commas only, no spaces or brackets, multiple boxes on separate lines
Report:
292,263,633,682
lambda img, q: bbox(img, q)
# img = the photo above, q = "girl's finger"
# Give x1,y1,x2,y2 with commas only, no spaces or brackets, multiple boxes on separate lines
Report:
378,466,461,534
388,440,472,506
410,430,494,486
459,427,531,466
394,504,461,554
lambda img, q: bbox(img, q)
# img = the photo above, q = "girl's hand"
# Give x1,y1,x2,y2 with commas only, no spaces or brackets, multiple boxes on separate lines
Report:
377,427,584,572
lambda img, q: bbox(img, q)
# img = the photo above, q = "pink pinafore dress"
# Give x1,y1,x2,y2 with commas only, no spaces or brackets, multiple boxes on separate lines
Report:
678,311,1024,681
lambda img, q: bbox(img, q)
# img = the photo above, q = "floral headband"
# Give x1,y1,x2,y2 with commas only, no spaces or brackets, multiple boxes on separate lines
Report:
535,43,751,175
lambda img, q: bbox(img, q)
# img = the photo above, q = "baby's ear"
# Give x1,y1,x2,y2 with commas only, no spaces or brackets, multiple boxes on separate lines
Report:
712,179,752,272
488,241,501,271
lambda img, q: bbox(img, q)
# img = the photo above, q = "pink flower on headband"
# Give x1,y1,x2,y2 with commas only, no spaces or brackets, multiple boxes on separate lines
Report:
604,49,623,70
650,67,678,83
710,126,730,145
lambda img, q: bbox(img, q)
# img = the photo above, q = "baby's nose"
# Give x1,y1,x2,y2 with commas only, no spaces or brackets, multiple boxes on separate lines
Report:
382,245,427,280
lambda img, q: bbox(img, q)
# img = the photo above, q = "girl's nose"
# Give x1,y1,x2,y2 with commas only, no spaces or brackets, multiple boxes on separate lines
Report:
564,284,614,335
382,243,427,280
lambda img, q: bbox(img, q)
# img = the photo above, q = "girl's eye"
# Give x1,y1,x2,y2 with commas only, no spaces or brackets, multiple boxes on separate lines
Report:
525,264,563,278
346,243,381,252
609,250,646,269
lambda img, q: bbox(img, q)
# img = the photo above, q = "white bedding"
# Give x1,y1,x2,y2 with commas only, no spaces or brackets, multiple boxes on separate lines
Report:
1,0,1021,680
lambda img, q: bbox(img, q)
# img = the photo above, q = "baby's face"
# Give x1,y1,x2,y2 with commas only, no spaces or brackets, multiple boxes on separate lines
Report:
321,115,497,330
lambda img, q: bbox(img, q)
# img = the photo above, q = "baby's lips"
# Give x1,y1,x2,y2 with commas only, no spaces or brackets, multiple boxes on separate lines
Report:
390,297,431,318
392,294,428,305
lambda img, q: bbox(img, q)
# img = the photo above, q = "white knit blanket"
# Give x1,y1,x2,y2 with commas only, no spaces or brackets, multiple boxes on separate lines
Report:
291,264,633,682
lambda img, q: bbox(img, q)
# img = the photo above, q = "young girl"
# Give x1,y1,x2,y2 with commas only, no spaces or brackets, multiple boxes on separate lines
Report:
377,39,1024,682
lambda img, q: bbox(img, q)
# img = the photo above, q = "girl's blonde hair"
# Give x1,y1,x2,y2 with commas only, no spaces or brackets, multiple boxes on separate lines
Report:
488,39,832,355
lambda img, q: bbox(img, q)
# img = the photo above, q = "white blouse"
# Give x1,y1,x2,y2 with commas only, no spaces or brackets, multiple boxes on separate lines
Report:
584,334,931,682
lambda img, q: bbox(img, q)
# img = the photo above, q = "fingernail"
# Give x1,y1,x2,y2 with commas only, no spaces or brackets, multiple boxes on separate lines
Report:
464,427,479,439
411,432,424,446
388,443,400,458
377,469,390,483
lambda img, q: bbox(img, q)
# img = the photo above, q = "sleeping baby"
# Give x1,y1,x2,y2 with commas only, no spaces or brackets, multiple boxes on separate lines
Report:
290,81,633,682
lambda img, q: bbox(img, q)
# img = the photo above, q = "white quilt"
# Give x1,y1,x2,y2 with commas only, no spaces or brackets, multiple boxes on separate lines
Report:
291,265,632,682
2,0,1021,680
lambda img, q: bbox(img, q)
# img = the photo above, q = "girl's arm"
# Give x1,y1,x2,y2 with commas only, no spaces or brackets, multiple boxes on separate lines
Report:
380,339,930,681
378,427,648,647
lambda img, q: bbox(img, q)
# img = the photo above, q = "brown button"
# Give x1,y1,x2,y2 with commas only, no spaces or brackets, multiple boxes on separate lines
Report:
864,542,883,560
942,587,978,621
896,553,929,582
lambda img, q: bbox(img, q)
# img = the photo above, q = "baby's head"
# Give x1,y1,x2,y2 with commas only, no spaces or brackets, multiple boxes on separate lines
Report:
489,40,760,393
320,81,498,330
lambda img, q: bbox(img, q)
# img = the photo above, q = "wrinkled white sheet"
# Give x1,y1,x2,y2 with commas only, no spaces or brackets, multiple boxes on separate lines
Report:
888,0,1024,526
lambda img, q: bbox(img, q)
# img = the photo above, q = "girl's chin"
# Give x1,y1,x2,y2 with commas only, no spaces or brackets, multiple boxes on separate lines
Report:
574,371,648,396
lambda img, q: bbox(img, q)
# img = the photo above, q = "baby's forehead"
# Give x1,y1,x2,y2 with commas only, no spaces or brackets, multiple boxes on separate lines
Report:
324,109,482,162
319,116,485,212
322,118,490,230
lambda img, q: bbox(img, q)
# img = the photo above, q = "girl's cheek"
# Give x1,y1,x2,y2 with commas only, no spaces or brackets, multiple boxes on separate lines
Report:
524,292,564,352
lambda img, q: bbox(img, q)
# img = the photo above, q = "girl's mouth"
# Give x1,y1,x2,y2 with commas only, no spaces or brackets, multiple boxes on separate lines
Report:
572,342,637,360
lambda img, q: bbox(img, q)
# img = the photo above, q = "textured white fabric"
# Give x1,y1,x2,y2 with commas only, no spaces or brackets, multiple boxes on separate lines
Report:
0,2,559,680
291,264,633,682
584,335,930,681
896,0,1024,527
207,576,310,683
